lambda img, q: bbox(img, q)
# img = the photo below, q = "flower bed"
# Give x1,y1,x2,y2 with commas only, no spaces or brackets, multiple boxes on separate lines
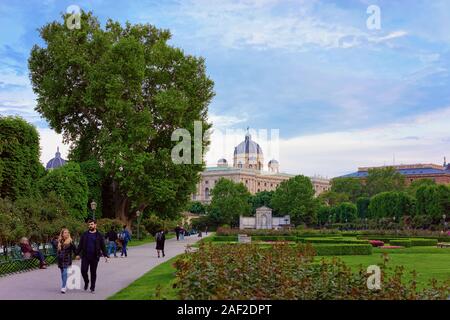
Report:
174,243,449,300
369,240,384,247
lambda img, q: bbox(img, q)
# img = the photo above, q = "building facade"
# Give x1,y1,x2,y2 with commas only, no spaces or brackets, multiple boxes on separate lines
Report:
192,132,330,203
341,163,450,185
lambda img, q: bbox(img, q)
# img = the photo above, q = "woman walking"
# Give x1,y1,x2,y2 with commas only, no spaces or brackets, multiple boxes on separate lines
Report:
155,229,166,258
57,228,77,294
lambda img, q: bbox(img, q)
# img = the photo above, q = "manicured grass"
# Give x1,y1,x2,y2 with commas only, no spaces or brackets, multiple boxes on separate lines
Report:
128,233,175,247
108,256,179,300
321,247,450,289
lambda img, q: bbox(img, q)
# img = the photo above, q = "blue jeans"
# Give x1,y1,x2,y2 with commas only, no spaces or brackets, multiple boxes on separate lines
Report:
121,241,128,257
61,267,68,288
108,241,117,257
180,233,184,240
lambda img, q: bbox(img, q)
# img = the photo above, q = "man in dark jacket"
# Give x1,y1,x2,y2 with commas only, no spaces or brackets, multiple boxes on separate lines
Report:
75,219,109,293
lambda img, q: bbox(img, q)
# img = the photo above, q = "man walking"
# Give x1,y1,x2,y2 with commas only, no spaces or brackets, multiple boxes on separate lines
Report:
75,219,108,293
106,227,118,258
119,225,131,258
174,225,181,241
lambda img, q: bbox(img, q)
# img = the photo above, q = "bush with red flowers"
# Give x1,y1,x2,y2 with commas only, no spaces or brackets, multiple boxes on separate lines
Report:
369,240,384,247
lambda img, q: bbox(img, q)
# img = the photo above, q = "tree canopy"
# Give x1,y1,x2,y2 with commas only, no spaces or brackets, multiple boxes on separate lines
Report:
208,178,251,227
365,167,405,196
0,116,44,200
28,12,215,224
271,175,318,225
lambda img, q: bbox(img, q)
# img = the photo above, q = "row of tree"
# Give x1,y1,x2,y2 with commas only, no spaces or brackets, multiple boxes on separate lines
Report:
189,168,450,229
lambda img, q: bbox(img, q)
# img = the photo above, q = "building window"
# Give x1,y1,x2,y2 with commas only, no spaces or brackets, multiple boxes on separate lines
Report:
264,182,267,187
205,188,210,199
245,180,248,184
205,180,209,184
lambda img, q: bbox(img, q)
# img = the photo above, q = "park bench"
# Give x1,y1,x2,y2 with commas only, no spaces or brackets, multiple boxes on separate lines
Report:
0,244,57,277
437,243,450,248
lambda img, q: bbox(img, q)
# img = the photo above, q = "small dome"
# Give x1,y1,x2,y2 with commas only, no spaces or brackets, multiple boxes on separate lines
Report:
268,159,279,165
46,147,67,170
217,158,228,167
218,158,227,164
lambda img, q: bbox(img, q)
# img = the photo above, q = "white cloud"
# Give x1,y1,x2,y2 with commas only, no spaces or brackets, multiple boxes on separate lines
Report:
175,0,407,51
205,106,450,178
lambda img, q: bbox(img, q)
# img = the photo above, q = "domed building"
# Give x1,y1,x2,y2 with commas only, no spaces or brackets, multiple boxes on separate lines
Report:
233,131,264,170
46,147,67,170
192,131,330,203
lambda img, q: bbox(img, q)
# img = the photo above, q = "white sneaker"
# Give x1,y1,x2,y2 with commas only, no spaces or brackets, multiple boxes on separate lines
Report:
61,287,67,294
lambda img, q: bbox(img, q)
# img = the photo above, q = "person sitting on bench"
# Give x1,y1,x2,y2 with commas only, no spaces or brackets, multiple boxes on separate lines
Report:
19,237,47,269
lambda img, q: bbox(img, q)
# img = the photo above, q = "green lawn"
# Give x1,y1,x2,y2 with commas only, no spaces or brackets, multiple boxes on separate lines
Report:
326,247,450,288
108,256,179,300
128,233,175,247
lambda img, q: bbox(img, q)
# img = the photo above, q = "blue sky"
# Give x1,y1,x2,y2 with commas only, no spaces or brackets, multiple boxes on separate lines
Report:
1,0,450,177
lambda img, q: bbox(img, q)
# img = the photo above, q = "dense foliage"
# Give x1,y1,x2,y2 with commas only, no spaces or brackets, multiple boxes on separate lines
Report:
36,162,89,220
28,11,214,224
0,116,44,200
271,175,318,225
208,178,251,227
174,243,449,300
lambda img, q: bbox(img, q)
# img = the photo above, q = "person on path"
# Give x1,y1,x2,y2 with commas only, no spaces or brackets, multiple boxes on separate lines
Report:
105,227,118,258
75,219,109,294
155,229,166,258
180,226,185,240
19,237,47,269
205,226,208,235
119,226,131,258
174,225,181,241
56,228,77,294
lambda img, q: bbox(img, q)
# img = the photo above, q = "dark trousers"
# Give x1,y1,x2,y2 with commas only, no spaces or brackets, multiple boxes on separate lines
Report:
81,257,99,290
121,241,128,257
32,251,45,265
176,232,180,240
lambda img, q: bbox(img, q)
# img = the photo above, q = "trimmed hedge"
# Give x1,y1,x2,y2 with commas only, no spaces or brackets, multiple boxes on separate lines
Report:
410,238,438,246
211,236,238,242
252,236,297,242
389,240,412,247
299,238,369,244
312,244,373,256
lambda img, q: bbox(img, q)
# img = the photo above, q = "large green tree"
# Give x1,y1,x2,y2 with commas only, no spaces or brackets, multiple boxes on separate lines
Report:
368,191,415,220
0,116,44,200
330,177,364,202
271,175,318,225
208,178,251,227
365,167,405,196
250,190,274,213
415,185,450,221
36,162,89,220
28,12,214,224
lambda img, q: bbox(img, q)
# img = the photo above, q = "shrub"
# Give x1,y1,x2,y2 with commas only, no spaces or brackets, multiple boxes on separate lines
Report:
312,244,373,256
211,236,238,242
389,239,412,247
410,238,438,247
298,238,369,245
96,218,124,235
252,236,297,242
174,243,448,299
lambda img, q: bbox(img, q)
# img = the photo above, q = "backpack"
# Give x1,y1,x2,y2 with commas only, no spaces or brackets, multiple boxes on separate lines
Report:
156,232,163,241
118,232,125,240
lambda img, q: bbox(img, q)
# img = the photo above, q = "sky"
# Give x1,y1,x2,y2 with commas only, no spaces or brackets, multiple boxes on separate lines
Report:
1,0,450,177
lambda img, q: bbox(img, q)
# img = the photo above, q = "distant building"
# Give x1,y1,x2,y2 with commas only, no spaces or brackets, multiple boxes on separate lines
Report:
46,147,67,170
240,206,290,230
341,161,450,185
192,130,330,203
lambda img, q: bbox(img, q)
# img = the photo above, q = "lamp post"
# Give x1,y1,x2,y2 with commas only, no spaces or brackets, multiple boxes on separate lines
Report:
136,210,142,241
90,201,97,220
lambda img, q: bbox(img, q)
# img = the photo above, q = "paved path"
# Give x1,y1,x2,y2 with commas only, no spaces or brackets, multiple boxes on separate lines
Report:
0,234,209,300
